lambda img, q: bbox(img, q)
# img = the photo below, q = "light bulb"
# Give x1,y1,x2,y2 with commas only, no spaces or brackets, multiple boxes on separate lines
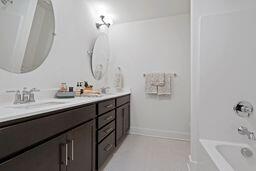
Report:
104,16,113,25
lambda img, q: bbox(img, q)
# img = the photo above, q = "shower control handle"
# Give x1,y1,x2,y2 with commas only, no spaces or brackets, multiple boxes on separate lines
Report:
233,101,253,117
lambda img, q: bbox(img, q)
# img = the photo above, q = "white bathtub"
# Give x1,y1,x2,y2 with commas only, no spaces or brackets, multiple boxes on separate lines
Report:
200,139,256,171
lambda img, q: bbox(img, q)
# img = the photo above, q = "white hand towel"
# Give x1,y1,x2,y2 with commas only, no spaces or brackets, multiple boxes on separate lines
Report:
157,73,171,95
150,73,165,86
145,73,157,94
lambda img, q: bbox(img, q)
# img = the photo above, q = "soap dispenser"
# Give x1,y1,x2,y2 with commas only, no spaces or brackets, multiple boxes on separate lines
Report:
114,67,123,91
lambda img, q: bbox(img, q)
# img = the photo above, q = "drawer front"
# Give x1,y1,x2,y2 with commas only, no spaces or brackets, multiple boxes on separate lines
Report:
98,121,115,143
97,131,115,168
0,104,96,160
98,99,115,115
116,95,130,107
97,110,115,129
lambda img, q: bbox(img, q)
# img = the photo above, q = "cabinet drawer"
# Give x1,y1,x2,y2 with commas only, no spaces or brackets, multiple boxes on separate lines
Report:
98,121,115,143
0,104,96,160
97,131,115,168
98,99,116,115
97,110,115,129
116,95,130,107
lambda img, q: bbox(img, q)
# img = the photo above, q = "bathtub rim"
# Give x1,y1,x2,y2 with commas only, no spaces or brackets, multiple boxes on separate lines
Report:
200,139,251,171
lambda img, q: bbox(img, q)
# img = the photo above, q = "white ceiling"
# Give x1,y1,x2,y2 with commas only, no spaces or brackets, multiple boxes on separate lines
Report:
90,0,190,24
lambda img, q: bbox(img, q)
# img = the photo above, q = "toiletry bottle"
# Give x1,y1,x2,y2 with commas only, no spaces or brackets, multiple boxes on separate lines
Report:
80,82,84,95
83,81,88,93
75,82,80,96
114,67,123,91
84,81,89,88
60,83,67,92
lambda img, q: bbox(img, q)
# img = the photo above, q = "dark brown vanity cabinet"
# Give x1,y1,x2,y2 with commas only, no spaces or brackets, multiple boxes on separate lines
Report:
96,95,130,170
0,94,130,171
0,120,95,171
0,105,96,171
116,103,130,146
66,120,95,171
97,131,115,167
96,100,116,169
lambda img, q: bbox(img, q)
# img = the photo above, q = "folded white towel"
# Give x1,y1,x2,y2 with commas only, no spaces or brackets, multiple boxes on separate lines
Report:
158,73,171,95
150,73,165,86
145,73,157,94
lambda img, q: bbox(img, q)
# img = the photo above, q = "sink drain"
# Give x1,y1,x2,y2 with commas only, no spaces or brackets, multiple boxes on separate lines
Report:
241,147,253,158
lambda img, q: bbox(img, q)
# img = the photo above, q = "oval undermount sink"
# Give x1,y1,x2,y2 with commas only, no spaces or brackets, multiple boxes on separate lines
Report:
6,101,67,109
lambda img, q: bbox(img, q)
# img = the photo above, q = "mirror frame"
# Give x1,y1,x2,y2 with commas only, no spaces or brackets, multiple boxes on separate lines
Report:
0,0,56,74
88,33,110,80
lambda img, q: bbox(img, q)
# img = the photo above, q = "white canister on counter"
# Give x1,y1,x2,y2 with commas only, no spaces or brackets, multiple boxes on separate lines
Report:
114,67,123,91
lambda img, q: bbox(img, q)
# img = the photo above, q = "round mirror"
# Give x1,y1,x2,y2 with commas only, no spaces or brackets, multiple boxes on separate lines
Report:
91,33,110,80
0,0,55,73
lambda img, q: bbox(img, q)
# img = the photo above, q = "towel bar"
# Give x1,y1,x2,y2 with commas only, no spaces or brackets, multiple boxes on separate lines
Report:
143,73,177,77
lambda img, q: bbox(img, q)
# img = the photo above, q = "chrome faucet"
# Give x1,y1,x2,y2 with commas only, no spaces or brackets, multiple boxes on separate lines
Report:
7,88,40,104
238,126,256,140
28,88,40,102
22,87,30,103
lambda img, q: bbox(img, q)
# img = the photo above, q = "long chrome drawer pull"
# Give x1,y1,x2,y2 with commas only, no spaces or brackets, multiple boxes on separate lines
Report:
105,104,114,108
105,116,113,121
104,128,113,134
71,140,74,161
65,143,68,166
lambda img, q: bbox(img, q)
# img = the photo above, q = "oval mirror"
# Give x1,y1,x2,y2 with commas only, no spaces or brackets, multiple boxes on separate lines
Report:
91,33,110,80
0,0,55,73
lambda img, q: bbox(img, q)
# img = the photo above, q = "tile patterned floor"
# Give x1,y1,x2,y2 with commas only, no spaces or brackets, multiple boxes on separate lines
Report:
101,135,190,171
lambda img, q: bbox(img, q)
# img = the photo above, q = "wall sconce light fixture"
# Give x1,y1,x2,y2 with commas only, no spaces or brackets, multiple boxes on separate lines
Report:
96,15,112,29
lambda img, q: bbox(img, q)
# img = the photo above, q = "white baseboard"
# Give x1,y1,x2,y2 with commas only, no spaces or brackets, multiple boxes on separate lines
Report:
129,127,190,141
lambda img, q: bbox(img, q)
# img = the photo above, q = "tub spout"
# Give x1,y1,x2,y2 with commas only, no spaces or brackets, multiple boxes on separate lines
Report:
238,126,256,140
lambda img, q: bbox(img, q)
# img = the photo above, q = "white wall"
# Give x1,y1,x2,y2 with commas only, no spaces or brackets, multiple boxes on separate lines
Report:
109,14,191,140
0,0,102,103
191,0,256,170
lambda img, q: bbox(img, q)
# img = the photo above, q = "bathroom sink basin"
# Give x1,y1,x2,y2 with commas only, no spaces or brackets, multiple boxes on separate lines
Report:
6,101,67,109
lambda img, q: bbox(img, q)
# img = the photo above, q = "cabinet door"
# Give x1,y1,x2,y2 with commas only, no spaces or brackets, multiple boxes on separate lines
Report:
116,106,124,146
116,103,130,146
67,120,96,171
0,134,67,171
124,104,130,134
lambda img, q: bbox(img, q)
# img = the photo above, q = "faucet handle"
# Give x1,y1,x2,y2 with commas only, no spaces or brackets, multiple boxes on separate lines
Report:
22,87,28,93
233,101,253,117
6,90,22,104
28,88,40,102
14,91,22,104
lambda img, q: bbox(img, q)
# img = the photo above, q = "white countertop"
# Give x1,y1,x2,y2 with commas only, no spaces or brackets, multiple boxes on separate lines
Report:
0,90,131,124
